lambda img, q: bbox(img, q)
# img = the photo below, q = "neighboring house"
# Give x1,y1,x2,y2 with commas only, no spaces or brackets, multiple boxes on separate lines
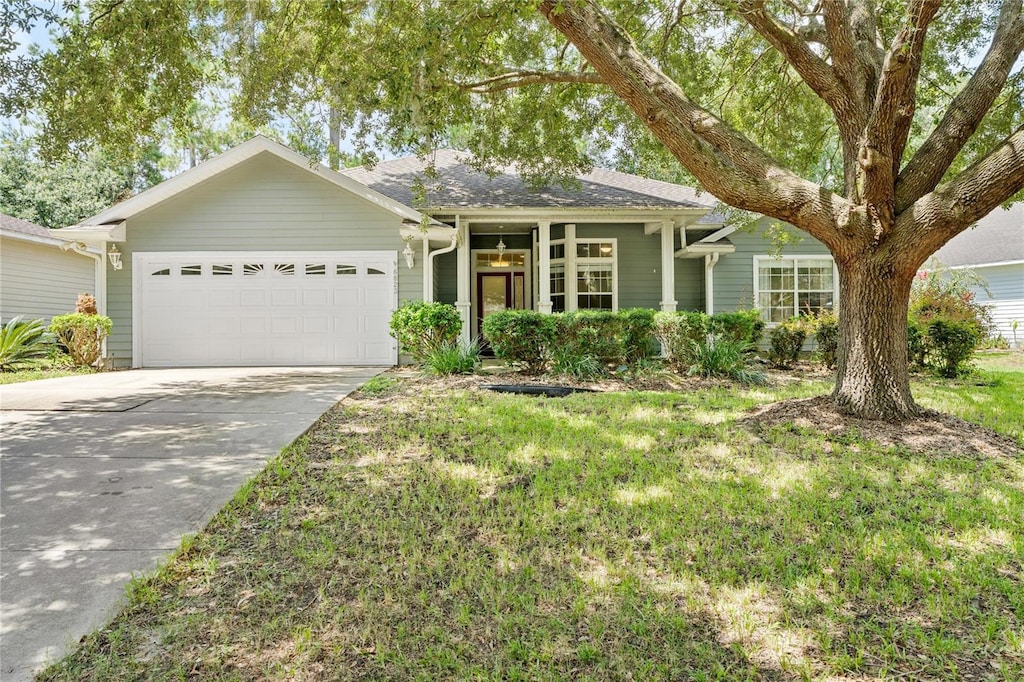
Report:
931,203,1024,345
56,136,835,368
0,214,99,323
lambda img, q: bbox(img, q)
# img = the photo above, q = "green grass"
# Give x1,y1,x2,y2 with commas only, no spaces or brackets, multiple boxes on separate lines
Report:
0,366,92,384
39,365,1024,681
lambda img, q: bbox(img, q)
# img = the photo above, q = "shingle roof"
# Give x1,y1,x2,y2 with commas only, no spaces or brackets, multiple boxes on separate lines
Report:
0,214,50,238
341,149,713,212
932,204,1024,267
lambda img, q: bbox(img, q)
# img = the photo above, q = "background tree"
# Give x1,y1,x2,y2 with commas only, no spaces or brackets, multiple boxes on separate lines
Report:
17,0,1024,419
0,128,163,228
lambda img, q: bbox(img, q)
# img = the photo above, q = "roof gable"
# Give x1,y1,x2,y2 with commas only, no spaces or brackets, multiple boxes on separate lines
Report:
73,136,426,228
341,149,715,213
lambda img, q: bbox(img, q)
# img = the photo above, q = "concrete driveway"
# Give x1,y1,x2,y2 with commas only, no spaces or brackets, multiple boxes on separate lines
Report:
0,366,382,680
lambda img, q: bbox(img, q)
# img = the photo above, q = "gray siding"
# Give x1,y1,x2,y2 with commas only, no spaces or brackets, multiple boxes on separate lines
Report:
0,236,95,322
971,263,1024,342
575,224,704,311
435,250,457,304
108,152,418,366
713,218,832,313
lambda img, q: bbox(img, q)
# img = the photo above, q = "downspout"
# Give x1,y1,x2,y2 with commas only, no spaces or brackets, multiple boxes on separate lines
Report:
704,252,719,315
60,241,106,316
60,240,108,360
427,231,459,303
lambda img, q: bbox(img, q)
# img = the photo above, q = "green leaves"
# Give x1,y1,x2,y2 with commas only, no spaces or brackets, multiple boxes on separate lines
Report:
0,317,49,372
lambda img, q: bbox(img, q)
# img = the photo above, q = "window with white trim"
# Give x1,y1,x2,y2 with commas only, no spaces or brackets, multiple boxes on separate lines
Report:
755,256,837,323
548,237,617,312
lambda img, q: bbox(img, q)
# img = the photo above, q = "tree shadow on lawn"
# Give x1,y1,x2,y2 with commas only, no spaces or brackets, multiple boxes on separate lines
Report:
39,385,1024,681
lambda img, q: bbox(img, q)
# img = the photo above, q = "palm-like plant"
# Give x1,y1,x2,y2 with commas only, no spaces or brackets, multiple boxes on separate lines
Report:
0,317,49,371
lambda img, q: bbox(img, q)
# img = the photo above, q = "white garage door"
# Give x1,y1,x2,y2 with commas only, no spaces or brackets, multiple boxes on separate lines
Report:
135,252,397,367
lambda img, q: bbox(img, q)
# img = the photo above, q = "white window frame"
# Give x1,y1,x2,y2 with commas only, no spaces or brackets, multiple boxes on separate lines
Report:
753,254,839,324
573,238,618,312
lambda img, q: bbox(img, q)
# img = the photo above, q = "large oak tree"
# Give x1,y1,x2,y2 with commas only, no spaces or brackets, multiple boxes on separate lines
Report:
16,0,1024,419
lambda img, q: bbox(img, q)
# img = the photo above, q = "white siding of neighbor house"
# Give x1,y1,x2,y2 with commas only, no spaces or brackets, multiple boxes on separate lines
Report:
106,151,421,366
0,236,95,322
969,263,1024,344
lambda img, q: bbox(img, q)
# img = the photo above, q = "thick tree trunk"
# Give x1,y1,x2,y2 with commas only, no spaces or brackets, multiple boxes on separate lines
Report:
832,257,920,420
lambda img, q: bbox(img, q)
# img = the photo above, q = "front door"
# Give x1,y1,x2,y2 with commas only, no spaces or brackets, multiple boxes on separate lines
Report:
476,271,526,345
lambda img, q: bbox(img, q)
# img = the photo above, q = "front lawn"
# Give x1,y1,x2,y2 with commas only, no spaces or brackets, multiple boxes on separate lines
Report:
40,368,1023,680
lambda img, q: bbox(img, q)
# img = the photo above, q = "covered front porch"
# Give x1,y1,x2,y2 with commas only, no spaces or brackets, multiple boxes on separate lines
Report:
403,210,735,343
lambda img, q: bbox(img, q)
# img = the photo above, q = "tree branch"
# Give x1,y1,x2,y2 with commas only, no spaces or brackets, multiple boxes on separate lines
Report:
823,0,883,102
458,70,604,93
888,126,1024,268
539,0,849,248
895,0,1024,213
736,1,853,117
858,0,942,230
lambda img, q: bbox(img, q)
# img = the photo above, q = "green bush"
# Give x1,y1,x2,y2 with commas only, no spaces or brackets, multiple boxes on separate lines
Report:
482,310,555,374
552,311,624,369
910,264,992,337
49,313,111,367
0,317,49,371
618,308,657,364
686,334,766,384
925,318,980,377
389,302,462,363
710,309,765,347
806,309,839,369
653,311,711,371
906,264,990,376
767,317,808,369
424,339,481,375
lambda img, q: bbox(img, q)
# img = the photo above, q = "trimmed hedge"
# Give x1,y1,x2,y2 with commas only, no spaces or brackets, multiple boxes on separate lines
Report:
481,310,555,374
483,308,659,375
654,309,764,372
389,302,462,363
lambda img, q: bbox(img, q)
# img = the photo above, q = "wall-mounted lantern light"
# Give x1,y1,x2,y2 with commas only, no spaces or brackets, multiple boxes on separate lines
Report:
108,244,123,270
402,239,415,269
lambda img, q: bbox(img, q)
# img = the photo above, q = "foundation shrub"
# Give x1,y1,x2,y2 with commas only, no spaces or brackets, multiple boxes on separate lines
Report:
389,302,462,363
653,311,711,371
48,314,111,367
481,310,555,374
767,317,809,369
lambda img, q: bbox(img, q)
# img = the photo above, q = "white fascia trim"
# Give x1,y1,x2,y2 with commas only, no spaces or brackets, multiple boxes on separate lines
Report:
51,222,126,245
1,228,101,252
675,244,736,258
400,224,457,246
944,260,1024,270
696,224,737,243
78,136,428,227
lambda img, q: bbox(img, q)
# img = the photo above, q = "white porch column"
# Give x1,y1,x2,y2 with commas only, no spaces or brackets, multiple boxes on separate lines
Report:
564,223,576,311
454,216,472,342
537,219,552,314
659,220,677,312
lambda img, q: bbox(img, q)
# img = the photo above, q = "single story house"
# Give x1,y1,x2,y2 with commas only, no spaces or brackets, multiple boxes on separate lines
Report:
56,136,835,368
1,213,99,323
931,203,1024,345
